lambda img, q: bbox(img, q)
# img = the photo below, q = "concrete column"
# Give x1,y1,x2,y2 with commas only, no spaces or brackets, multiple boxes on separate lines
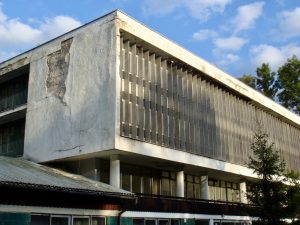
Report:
201,175,209,200
176,170,185,197
240,182,248,204
110,155,120,189
209,219,214,225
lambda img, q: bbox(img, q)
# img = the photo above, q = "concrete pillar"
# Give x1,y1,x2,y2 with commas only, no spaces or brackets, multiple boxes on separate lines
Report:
240,182,248,204
110,155,120,189
209,219,214,225
201,175,209,200
176,170,185,197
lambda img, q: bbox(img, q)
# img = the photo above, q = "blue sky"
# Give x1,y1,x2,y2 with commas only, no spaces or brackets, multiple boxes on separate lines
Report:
0,0,300,77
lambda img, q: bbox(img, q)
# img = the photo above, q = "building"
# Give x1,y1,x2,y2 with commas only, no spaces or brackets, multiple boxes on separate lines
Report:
0,10,300,225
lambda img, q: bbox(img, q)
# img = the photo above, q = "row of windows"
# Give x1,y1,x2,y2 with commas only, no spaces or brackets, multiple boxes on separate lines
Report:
0,74,28,113
120,163,241,202
31,215,105,225
208,180,240,202
0,119,25,157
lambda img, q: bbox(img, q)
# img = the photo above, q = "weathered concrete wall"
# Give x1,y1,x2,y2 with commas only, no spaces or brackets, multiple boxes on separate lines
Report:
21,13,118,162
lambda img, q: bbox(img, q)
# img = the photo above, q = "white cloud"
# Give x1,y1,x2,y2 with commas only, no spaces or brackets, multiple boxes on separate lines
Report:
213,36,247,51
0,3,81,62
218,53,240,65
250,44,300,70
276,7,300,39
192,29,217,41
231,1,265,34
142,0,232,20
39,16,81,39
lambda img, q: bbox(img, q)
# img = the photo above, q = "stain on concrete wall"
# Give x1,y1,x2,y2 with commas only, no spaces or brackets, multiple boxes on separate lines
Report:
0,58,28,76
46,38,73,105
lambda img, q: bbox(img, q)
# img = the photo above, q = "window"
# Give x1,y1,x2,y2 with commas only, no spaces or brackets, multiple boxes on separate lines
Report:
133,219,144,225
73,217,89,225
50,216,70,225
209,179,241,202
31,215,50,225
0,73,28,112
185,175,202,199
195,220,209,225
0,119,25,157
92,217,105,225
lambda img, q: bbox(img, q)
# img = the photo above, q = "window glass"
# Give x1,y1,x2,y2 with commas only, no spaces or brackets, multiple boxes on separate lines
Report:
152,177,160,195
171,220,179,225
51,217,69,225
195,220,209,225
194,183,201,199
92,217,105,225
187,181,194,198
161,178,170,196
158,220,169,225
73,218,89,225
31,215,50,225
133,219,144,225
132,174,141,193
143,176,151,194
121,173,131,191
145,220,156,225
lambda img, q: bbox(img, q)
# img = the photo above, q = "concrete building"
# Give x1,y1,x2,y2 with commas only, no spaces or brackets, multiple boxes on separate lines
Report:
0,10,300,225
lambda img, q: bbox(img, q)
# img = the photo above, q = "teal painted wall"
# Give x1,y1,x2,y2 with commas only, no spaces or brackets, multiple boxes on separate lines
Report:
107,217,118,225
0,212,31,225
121,217,133,225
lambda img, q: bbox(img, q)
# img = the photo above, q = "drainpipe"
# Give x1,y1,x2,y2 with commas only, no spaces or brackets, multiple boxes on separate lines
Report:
118,210,125,225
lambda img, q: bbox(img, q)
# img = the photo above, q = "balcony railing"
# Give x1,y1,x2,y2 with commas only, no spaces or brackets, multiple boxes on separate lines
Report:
121,193,256,217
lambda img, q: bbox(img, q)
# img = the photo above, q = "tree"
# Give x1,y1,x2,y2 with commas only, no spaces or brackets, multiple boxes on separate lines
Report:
277,55,300,114
247,126,286,225
239,74,256,88
247,126,300,225
256,63,277,99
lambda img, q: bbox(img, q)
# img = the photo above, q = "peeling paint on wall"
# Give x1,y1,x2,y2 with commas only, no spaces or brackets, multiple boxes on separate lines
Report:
46,38,73,105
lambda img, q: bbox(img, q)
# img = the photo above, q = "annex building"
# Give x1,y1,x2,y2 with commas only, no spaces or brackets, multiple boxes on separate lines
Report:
0,10,300,225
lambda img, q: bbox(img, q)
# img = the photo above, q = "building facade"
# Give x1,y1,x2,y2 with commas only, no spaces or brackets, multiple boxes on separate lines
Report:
0,10,300,225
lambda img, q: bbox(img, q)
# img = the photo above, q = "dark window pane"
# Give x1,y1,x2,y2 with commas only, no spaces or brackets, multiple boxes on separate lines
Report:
31,215,50,225
159,220,169,225
143,176,151,194
171,220,179,225
92,217,105,225
51,217,69,225
133,219,144,225
145,220,156,225
73,218,89,225
121,173,131,191
0,119,25,157
195,220,209,225
132,174,141,193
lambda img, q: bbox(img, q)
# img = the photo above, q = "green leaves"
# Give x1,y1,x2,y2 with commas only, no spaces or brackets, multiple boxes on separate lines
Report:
247,126,300,225
238,55,300,114
277,55,300,114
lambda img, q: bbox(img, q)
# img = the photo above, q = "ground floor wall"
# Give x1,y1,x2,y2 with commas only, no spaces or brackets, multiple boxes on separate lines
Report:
0,207,252,225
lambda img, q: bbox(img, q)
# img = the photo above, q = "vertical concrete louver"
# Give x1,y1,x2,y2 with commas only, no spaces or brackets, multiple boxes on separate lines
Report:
120,37,300,171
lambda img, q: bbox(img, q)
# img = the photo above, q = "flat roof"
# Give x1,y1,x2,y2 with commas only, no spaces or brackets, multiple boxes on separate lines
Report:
0,10,299,128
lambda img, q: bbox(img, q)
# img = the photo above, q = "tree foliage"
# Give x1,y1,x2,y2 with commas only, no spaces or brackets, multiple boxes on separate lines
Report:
256,63,277,99
247,126,300,225
277,56,300,114
238,55,300,114
239,74,256,89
